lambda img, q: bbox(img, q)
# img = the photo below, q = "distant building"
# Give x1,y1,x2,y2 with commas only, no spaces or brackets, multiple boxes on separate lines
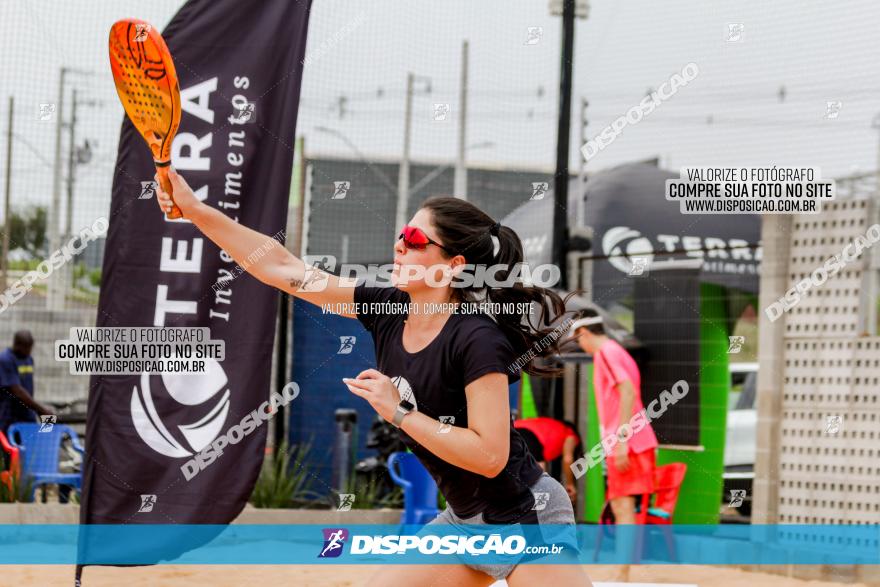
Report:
302,156,568,263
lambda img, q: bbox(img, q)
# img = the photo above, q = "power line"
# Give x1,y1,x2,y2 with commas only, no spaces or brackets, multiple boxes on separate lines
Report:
12,133,53,168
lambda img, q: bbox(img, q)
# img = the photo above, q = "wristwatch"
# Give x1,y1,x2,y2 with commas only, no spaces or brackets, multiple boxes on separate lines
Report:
392,399,415,428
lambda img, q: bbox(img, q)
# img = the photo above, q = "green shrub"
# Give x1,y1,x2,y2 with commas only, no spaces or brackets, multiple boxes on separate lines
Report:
73,263,87,281
333,474,403,510
250,441,321,508
88,268,102,287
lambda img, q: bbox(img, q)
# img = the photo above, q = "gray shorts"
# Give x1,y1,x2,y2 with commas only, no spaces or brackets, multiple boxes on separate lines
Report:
423,473,580,580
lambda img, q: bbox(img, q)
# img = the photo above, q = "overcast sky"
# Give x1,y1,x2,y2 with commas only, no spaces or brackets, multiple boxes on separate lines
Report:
2,0,879,229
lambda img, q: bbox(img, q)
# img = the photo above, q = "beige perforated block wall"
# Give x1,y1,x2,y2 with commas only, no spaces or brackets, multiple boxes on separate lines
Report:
777,198,880,525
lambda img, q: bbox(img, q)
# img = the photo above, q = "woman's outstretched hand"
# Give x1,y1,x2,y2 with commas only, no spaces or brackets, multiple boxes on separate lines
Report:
343,369,401,422
154,167,202,218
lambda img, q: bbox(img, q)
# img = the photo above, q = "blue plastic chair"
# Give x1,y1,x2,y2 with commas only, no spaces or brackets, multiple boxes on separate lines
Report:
387,451,439,525
7,423,84,502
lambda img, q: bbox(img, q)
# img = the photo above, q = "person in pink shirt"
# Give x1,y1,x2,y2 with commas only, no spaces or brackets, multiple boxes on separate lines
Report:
570,309,658,524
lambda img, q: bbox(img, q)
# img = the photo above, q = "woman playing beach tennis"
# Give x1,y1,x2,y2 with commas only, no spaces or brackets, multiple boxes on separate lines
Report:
154,168,591,586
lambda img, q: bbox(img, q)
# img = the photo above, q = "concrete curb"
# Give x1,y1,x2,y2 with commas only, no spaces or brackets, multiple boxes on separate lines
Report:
0,503,403,525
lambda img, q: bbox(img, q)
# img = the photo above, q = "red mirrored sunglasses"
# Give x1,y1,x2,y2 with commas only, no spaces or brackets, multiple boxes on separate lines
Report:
398,225,455,254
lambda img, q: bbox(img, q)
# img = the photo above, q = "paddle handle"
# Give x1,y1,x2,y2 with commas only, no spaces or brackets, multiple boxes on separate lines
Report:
156,165,183,219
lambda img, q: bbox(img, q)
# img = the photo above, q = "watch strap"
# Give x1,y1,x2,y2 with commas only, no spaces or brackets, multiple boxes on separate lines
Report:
392,404,410,428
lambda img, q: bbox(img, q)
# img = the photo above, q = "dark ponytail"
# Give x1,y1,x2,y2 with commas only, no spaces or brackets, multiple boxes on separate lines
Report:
419,197,582,377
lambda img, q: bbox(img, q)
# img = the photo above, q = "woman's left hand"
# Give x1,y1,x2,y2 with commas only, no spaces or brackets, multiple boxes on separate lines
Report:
343,369,401,422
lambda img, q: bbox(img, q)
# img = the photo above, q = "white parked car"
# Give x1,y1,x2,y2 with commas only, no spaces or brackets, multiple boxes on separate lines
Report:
723,362,757,516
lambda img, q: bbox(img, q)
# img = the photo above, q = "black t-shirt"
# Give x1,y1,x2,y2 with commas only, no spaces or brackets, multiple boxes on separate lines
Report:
354,284,545,520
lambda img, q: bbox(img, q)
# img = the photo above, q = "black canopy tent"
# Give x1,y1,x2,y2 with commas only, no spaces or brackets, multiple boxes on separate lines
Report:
505,161,761,296
503,159,762,435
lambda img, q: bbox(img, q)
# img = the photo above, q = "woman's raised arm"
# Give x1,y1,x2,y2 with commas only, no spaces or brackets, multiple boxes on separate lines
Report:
155,168,358,317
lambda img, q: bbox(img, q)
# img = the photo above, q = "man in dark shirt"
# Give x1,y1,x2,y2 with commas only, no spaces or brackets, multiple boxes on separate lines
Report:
0,331,53,435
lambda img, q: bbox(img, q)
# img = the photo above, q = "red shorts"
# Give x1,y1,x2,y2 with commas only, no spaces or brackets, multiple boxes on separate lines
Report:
606,448,655,501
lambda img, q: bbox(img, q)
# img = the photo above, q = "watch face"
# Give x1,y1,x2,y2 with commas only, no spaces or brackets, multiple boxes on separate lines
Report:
399,399,415,411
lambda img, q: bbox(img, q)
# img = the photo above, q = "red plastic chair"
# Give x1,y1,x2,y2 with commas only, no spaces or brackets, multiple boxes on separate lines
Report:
644,462,687,524
0,430,21,496
594,462,688,562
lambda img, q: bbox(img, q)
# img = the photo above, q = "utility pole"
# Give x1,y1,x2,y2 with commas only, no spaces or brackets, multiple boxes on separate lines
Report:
64,89,100,286
61,89,79,291
49,67,92,309
454,40,469,200
66,89,77,241
396,72,414,235
2,97,13,290
395,73,430,236
48,68,67,311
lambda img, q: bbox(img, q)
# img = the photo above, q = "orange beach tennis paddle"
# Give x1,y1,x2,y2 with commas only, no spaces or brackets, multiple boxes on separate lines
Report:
108,19,183,219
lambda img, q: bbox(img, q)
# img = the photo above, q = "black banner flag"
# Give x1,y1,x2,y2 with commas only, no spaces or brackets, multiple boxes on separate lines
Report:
79,0,312,560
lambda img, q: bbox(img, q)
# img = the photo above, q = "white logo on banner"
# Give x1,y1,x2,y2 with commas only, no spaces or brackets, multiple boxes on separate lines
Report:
602,226,655,275
601,225,760,276
131,357,231,458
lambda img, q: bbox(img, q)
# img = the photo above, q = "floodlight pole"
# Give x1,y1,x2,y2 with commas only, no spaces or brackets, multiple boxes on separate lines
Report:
553,0,576,290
